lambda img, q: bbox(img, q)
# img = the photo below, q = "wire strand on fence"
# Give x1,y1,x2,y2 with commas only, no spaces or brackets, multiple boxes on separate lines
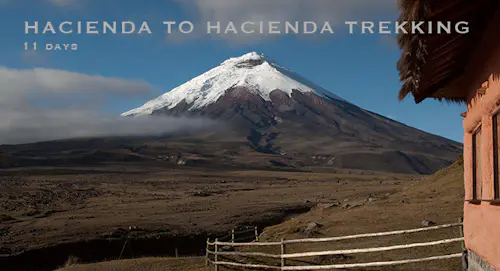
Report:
216,227,259,243
235,228,257,234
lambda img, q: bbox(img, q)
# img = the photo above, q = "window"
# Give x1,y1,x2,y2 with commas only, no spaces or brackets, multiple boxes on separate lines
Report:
473,127,482,200
494,114,500,199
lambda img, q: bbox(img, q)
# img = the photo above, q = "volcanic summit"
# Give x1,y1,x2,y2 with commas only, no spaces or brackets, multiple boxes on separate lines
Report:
121,52,462,174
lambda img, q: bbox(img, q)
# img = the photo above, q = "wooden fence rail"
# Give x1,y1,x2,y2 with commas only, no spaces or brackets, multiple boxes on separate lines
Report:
282,237,464,258
207,253,463,270
207,237,464,259
206,221,464,270
283,222,462,244
281,254,463,270
211,222,462,247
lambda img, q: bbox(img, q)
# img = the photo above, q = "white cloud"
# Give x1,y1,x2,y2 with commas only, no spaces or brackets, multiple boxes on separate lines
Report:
0,66,215,145
0,66,155,106
0,109,215,145
0,0,81,8
46,0,79,8
174,0,397,42
20,50,49,65
187,0,396,22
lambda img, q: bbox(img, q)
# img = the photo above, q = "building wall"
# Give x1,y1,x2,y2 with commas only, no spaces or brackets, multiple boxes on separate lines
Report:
463,54,500,271
462,10,500,270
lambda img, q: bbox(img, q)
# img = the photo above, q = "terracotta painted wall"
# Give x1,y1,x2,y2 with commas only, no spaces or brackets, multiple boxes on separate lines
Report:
463,75,500,270
461,10,500,269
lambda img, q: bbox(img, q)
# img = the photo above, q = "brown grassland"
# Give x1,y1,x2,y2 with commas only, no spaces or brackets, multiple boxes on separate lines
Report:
1,157,464,270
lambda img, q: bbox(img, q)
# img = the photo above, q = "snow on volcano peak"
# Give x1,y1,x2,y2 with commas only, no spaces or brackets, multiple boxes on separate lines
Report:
221,52,264,66
122,52,346,117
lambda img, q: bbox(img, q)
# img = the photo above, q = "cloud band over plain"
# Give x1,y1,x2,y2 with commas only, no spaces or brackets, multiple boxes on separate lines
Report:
0,66,214,145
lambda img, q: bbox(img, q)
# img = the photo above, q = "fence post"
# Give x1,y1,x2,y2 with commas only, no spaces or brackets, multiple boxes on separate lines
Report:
458,217,465,250
205,238,209,269
281,238,286,268
232,229,235,243
214,238,219,271
119,240,128,260
255,226,259,242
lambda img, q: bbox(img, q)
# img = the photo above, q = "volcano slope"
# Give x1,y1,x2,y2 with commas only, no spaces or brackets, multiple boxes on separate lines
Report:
0,52,461,175
120,52,461,174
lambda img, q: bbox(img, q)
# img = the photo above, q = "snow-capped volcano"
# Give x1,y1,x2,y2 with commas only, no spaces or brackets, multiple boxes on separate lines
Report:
119,52,462,174
0,53,461,175
122,52,345,116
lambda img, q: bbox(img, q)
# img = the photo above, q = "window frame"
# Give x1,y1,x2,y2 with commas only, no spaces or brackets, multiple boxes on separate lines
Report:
472,125,482,201
493,112,500,200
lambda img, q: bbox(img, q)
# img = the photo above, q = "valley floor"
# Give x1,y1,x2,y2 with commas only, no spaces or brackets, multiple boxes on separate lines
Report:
0,160,464,270
59,257,207,271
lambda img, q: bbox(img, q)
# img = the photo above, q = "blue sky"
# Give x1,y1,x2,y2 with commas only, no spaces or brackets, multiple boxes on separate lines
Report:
0,0,465,143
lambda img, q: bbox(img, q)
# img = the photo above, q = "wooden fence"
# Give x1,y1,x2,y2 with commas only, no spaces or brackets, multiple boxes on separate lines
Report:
217,226,260,243
206,221,465,270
